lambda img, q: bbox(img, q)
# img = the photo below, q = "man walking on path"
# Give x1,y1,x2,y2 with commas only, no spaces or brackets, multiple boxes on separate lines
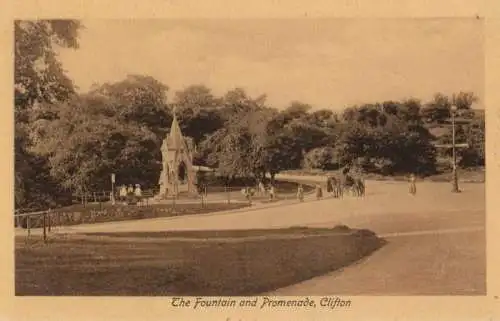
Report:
297,184,304,202
269,185,276,201
409,173,417,195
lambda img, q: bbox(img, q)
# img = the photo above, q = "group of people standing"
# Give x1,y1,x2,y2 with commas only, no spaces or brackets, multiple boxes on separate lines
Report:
118,184,142,202
241,182,276,203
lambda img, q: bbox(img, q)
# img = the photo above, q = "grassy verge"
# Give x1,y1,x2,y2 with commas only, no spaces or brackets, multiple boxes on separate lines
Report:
16,226,385,296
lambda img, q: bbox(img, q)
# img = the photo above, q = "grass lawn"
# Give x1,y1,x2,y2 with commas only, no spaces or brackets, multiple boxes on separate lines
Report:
16,226,385,296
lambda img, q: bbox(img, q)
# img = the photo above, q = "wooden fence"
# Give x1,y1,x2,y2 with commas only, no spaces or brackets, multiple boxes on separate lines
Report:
15,210,53,243
14,184,312,243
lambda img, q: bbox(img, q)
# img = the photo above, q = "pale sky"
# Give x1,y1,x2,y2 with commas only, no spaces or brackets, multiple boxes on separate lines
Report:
58,18,484,110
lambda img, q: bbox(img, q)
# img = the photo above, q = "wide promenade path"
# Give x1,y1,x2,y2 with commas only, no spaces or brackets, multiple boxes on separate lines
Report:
33,176,486,295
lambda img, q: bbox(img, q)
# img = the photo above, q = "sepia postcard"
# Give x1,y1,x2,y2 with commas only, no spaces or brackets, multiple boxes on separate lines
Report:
2,0,500,320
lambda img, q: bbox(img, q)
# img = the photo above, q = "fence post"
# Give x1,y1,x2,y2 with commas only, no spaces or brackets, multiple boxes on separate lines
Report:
225,185,231,204
204,186,207,208
48,209,52,232
43,212,47,243
27,215,31,239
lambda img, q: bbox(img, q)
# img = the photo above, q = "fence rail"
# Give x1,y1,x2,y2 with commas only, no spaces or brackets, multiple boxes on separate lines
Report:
15,209,53,242
15,183,313,243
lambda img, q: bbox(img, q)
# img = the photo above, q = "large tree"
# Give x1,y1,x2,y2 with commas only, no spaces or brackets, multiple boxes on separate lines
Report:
198,89,275,181
88,74,171,137
335,103,436,175
421,93,452,124
452,91,478,110
31,76,171,193
15,20,82,209
172,85,224,145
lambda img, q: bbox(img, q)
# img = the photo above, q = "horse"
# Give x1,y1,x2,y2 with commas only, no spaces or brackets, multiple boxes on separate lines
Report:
352,177,365,197
339,173,365,197
326,175,343,198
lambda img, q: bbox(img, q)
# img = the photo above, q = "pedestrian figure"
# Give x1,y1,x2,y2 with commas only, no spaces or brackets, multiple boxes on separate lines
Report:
241,187,248,201
248,187,255,205
315,184,323,200
258,181,266,196
297,184,304,202
119,185,127,202
240,187,248,202
269,185,275,201
134,184,142,197
127,184,134,195
134,184,142,205
409,173,417,195
326,177,333,194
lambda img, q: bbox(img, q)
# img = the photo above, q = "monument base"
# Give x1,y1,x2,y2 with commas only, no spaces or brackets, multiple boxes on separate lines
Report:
157,182,198,199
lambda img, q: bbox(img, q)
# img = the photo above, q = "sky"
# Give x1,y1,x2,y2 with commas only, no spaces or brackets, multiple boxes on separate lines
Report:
57,18,484,110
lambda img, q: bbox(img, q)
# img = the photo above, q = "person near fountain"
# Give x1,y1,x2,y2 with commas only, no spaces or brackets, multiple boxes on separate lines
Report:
119,185,127,202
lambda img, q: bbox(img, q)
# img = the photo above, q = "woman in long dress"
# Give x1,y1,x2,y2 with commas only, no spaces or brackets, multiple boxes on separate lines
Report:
297,184,304,202
409,173,417,195
315,184,323,200
119,185,127,202
269,185,275,201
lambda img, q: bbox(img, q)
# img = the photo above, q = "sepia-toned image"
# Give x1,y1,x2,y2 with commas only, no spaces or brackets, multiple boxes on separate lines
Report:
14,18,485,297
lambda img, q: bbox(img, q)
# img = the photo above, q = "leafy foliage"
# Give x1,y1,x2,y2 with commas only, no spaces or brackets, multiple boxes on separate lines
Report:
303,147,339,170
13,20,485,210
30,76,171,193
173,85,224,144
421,93,452,124
460,118,485,167
15,20,82,210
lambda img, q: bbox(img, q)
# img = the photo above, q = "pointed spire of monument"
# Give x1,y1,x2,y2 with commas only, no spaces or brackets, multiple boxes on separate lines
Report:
168,104,183,150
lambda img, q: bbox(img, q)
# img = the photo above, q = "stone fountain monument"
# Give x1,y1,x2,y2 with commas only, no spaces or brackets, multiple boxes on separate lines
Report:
157,107,197,198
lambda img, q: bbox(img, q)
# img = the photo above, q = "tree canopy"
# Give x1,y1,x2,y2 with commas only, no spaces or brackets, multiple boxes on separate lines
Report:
14,19,485,210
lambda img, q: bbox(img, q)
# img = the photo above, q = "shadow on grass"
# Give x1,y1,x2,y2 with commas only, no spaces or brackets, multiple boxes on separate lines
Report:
16,226,386,296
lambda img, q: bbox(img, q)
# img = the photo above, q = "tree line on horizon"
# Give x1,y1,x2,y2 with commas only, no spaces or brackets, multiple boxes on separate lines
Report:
14,20,485,211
